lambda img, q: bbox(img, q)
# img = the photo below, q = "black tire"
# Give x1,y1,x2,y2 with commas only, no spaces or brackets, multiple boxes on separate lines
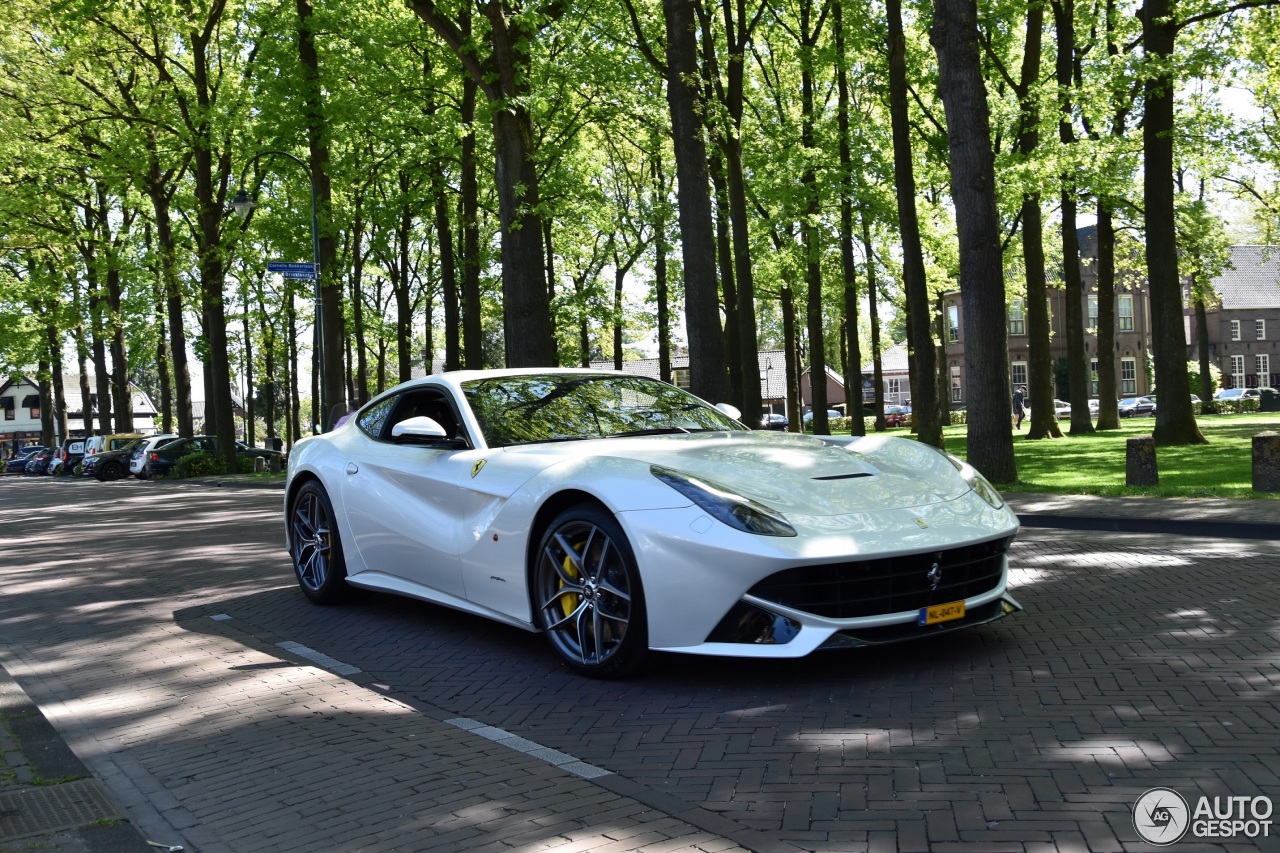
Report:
97,461,124,482
532,505,649,679
289,480,356,604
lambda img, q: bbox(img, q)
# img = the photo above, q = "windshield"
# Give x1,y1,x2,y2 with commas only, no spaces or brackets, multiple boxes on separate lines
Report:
462,373,745,447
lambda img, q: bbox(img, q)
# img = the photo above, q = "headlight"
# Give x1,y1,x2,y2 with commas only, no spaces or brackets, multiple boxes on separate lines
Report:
943,452,1005,509
651,465,797,537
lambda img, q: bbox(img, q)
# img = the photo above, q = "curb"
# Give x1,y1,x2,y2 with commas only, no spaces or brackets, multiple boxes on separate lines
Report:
0,665,152,852
1016,512,1280,541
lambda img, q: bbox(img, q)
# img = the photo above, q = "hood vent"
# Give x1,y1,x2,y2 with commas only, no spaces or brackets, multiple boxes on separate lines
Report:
811,472,872,481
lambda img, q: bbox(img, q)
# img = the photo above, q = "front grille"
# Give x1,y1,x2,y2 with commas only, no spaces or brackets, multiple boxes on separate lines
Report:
748,536,1010,619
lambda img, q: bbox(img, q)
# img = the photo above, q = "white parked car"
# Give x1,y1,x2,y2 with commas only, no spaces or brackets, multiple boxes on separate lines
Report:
129,434,180,478
284,369,1022,678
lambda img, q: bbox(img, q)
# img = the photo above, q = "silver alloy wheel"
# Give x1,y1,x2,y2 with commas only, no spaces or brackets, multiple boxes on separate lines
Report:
291,488,333,592
535,517,635,669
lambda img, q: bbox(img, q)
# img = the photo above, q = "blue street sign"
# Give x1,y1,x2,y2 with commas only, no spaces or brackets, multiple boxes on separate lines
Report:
267,261,317,275
281,270,316,280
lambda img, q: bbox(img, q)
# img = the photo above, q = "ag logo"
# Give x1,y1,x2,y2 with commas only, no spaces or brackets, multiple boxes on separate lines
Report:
1133,788,1189,845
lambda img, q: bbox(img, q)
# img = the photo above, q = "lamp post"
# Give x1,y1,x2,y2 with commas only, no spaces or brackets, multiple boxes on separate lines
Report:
233,150,326,431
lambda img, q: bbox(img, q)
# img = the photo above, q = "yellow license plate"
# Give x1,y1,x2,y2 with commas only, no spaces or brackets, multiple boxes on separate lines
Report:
919,600,965,626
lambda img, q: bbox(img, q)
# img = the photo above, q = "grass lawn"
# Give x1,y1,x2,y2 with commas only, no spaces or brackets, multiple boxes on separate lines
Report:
901,413,1280,499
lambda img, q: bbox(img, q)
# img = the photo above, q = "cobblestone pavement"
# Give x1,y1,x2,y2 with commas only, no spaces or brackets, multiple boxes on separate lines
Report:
1,478,1277,852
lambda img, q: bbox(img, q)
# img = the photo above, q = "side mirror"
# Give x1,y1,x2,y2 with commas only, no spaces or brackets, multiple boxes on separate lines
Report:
391,416,449,442
714,402,742,420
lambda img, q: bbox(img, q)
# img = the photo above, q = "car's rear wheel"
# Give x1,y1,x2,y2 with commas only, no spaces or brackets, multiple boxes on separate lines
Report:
533,506,648,679
97,461,124,482
289,481,356,604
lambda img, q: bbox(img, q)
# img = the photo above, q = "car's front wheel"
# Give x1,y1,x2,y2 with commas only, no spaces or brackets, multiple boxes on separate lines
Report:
97,461,124,482
289,481,356,604
533,505,649,678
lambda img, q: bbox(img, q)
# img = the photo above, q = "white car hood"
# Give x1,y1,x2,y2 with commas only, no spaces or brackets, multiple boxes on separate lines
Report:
503,431,970,515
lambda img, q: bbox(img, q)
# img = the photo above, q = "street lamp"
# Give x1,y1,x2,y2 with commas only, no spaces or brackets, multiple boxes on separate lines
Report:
233,151,326,431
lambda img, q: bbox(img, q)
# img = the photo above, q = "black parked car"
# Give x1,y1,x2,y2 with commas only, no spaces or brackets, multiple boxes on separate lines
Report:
141,436,285,478
91,438,150,481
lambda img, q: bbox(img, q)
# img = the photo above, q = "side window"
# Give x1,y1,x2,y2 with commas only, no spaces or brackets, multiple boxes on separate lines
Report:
386,390,462,441
356,395,398,439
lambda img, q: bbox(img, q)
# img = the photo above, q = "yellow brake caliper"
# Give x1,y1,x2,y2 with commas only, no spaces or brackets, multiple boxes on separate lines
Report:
560,541,584,618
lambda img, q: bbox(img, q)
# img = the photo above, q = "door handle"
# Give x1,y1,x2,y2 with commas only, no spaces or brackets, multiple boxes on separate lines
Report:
345,462,358,475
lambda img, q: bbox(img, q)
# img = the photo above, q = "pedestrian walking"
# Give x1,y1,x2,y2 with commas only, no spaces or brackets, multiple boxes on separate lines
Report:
1013,385,1027,429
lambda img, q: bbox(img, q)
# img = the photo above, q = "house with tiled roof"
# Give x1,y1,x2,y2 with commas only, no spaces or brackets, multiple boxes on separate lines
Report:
1188,246,1280,390
0,373,159,449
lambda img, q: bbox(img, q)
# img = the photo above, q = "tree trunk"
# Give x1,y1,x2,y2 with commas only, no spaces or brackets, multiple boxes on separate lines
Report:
460,65,484,369
437,190,460,371
653,149,672,385
782,285,801,431
1051,0,1094,436
1095,202,1121,428
835,0,864,434
145,154,194,438
861,213,887,432
1141,0,1205,444
709,153,742,405
662,0,725,402
931,0,1016,481
888,0,942,448
297,0,346,427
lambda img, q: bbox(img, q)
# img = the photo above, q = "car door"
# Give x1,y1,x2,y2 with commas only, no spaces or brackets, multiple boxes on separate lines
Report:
338,388,479,601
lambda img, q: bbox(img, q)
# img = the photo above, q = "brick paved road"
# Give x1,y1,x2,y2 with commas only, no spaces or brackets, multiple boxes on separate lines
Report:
1,478,1277,852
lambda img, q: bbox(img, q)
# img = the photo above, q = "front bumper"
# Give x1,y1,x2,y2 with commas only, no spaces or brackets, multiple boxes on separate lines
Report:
620,490,1021,658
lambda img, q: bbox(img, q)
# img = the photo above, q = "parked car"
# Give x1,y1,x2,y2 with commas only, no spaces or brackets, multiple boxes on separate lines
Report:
4,446,43,474
284,368,1021,677
760,413,789,431
142,436,284,478
1118,396,1156,417
884,405,913,427
81,433,144,476
24,447,53,475
801,409,841,426
1053,400,1071,419
129,434,180,479
48,437,87,475
1214,387,1275,402
91,438,151,481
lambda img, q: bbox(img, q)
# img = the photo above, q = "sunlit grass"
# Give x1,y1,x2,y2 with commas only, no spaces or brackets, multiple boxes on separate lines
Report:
906,413,1280,499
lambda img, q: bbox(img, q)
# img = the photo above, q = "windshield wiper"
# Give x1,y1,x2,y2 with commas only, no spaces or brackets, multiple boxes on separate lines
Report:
609,427,691,437
507,435,594,446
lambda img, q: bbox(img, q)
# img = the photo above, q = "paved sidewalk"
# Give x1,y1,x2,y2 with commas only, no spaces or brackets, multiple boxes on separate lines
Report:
2,484,1277,853
1005,491,1280,539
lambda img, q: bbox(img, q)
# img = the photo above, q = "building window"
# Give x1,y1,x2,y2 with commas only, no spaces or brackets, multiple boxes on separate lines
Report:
1231,320,1241,341
1090,359,1099,397
1257,355,1270,388
1118,295,1134,332
1231,355,1245,389
1008,299,1025,336
1121,358,1136,395
887,378,901,398
951,365,962,402
1087,295,1098,331
947,305,960,343
1011,362,1027,390
1,396,13,421
1259,319,1267,341
672,368,691,389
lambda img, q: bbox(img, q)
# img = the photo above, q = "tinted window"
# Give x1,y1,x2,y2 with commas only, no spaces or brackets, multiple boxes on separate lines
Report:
357,395,398,439
462,373,743,447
